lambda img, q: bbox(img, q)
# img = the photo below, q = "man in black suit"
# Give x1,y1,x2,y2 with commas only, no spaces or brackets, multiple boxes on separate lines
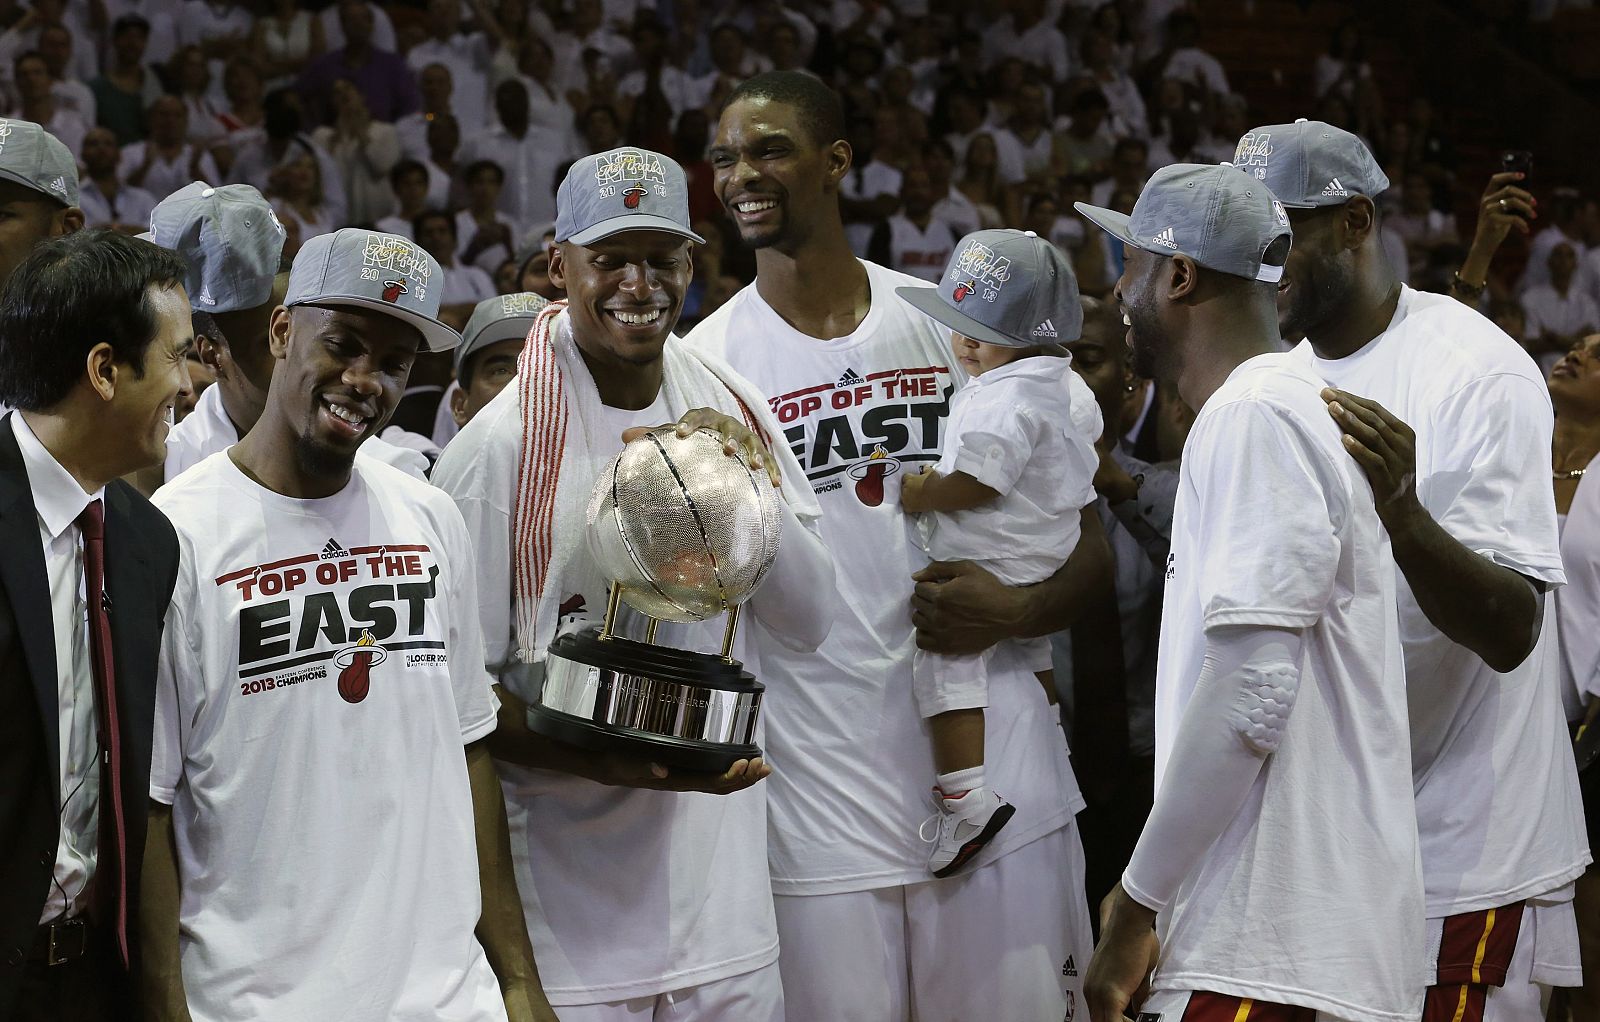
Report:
0,229,194,1021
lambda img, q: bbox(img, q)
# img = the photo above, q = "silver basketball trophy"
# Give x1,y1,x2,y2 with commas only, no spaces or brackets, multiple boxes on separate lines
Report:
529,426,783,771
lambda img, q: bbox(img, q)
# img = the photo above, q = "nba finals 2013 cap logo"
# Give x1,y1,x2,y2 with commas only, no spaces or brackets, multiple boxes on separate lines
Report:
362,234,432,304
1235,130,1273,180
500,292,546,316
595,148,668,208
951,239,1011,304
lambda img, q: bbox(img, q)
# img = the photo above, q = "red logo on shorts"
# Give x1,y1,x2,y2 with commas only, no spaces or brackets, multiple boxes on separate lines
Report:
622,184,648,209
381,280,408,303
952,280,975,302
334,630,389,704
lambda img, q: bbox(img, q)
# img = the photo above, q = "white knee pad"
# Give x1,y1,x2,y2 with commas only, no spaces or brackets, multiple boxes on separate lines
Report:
1228,661,1299,755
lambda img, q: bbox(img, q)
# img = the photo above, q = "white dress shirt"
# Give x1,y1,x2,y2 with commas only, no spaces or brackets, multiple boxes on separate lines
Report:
11,413,102,924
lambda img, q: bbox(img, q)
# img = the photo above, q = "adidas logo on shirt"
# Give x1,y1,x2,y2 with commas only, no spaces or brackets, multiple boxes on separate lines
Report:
321,538,349,560
1061,955,1078,977
47,175,66,196
1032,319,1058,338
837,368,864,388
1151,226,1178,249
1322,177,1348,198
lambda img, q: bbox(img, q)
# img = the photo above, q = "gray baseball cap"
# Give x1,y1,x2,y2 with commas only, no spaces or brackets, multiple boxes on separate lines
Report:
1232,118,1390,208
555,147,705,247
0,118,77,207
285,228,460,352
454,291,548,375
147,181,286,313
895,229,1082,347
1075,163,1292,283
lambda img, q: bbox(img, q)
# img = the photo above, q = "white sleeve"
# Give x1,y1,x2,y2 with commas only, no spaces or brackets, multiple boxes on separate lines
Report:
1188,400,1345,630
1122,625,1305,911
947,390,1039,494
436,500,499,743
1421,373,1565,584
746,497,837,653
1523,296,1548,336
432,426,518,679
149,551,200,804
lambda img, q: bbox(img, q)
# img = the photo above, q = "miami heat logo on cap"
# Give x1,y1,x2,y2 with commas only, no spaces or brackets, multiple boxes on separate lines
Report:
950,240,1010,304
334,629,389,704
363,233,432,303
596,149,667,199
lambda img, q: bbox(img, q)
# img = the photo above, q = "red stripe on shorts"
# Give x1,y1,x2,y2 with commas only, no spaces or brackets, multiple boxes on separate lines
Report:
1435,901,1525,987
1180,991,1316,1022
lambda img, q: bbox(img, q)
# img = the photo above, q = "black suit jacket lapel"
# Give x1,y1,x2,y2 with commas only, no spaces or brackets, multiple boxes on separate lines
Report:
0,413,61,788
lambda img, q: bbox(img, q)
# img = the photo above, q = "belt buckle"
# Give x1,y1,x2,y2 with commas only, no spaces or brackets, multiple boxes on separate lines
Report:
45,917,86,966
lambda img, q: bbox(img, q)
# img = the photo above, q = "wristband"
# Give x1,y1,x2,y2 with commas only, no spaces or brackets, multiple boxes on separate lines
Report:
1450,271,1485,299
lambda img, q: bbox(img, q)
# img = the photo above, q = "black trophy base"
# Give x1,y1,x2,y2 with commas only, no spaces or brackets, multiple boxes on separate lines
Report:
530,629,764,773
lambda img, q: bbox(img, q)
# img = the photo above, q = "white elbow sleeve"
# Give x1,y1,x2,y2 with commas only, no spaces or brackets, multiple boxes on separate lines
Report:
1228,660,1300,755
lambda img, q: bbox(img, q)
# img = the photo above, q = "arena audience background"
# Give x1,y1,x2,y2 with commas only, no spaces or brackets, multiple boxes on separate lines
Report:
3,0,1585,346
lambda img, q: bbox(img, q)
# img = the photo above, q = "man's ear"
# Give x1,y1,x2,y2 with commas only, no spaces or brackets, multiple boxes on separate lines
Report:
57,206,85,236
85,342,117,402
547,242,566,291
450,380,471,428
195,332,227,375
1168,254,1199,302
1341,196,1376,250
826,139,853,190
268,306,292,360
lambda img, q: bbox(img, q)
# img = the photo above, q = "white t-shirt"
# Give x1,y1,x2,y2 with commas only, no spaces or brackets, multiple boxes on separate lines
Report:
915,355,1099,585
408,33,493,133
1153,352,1422,1022
442,263,497,306
840,159,903,257
149,452,504,1022
162,384,431,484
432,375,780,1005
685,260,1084,894
1290,285,1589,915
879,213,958,283
1522,283,1600,341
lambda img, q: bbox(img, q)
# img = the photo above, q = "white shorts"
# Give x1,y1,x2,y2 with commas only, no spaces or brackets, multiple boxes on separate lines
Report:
773,823,1092,1022
551,961,783,1022
912,636,1053,718
1423,888,1581,1022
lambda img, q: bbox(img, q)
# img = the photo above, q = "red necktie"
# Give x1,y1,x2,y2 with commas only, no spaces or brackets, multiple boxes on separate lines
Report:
76,498,129,968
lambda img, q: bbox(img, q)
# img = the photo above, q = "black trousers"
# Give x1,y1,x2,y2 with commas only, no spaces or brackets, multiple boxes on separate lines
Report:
1075,752,1156,934
10,934,123,1022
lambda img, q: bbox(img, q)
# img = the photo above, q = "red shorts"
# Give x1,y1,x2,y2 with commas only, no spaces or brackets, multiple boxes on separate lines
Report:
1423,901,1526,1022
1158,990,1317,1022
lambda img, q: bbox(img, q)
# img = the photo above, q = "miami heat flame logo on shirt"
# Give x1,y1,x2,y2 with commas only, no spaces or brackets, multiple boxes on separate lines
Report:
335,630,389,703
847,444,902,507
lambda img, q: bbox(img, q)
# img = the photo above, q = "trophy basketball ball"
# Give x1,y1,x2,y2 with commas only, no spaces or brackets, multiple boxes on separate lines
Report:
527,426,782,771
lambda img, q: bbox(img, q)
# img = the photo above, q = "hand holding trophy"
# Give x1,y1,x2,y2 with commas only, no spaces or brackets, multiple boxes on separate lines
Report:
527,424,782,771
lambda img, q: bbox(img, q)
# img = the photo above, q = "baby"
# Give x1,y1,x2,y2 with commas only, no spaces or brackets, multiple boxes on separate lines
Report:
897,229,1101,877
